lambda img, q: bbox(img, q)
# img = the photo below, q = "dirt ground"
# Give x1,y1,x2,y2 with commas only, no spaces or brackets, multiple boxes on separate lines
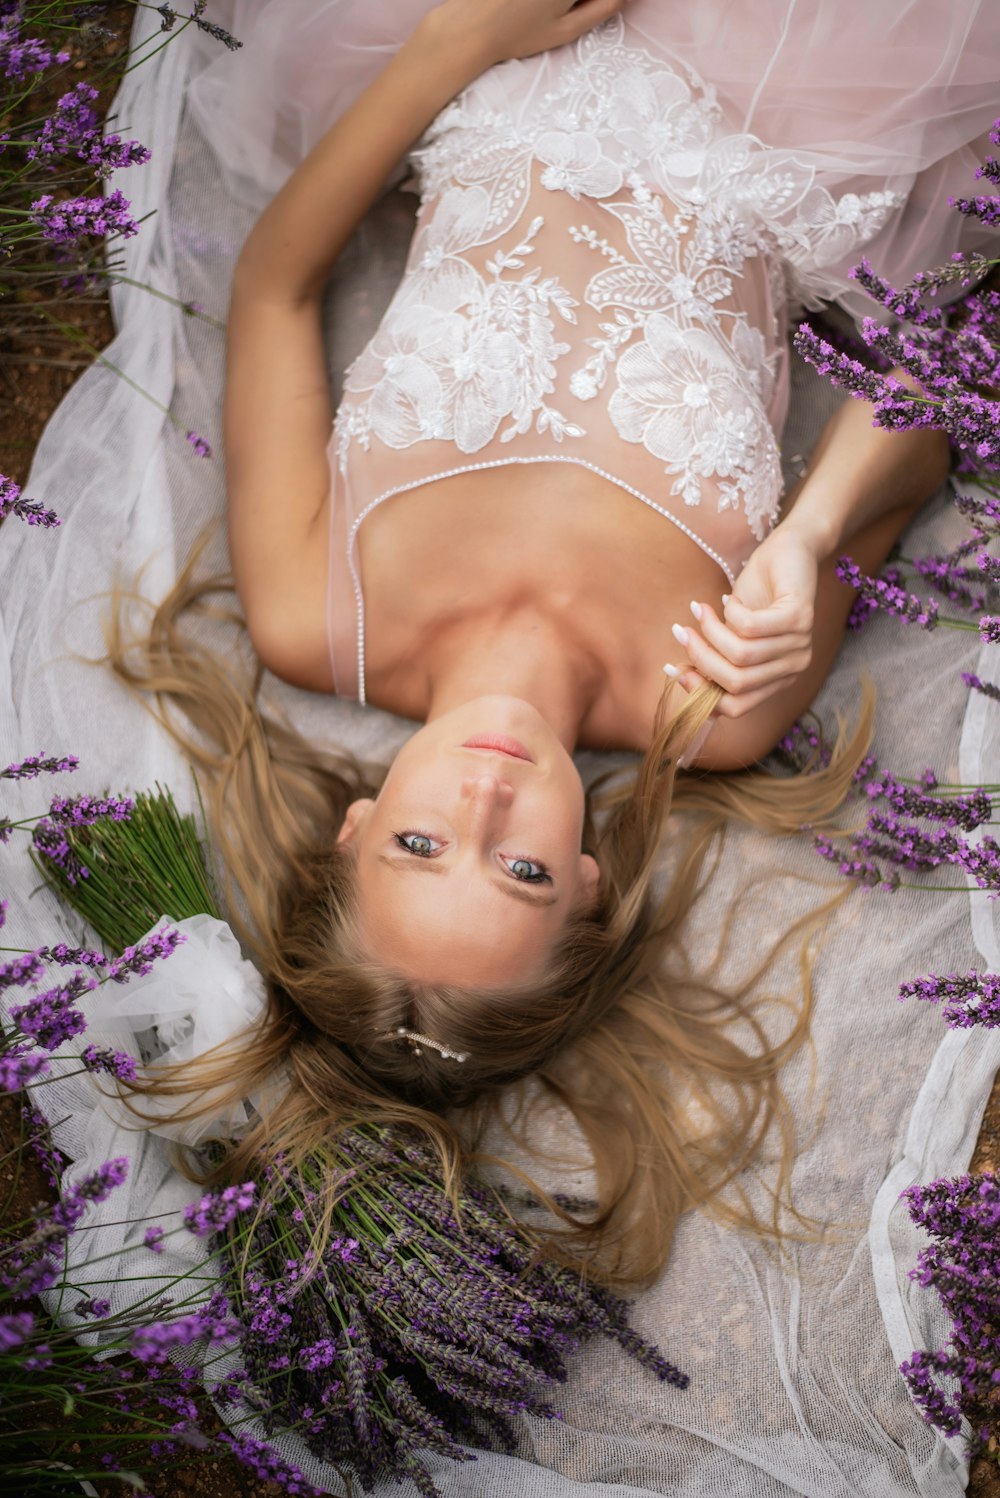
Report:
2,6,999,1497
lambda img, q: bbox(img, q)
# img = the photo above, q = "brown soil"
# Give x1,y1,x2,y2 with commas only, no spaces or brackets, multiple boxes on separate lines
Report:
2,7,998,1498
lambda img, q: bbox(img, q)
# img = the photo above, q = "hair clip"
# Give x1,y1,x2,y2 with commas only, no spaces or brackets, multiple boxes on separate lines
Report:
391,1026,469,1063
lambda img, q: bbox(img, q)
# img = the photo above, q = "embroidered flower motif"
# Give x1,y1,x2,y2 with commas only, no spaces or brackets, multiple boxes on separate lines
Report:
537,131,622,200
605,64,714,183
608,315,780,536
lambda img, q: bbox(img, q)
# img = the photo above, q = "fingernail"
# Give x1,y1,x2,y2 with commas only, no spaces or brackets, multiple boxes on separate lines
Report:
690,601,703,621
671,623,689,648
721,593,730,606
662,662,680,678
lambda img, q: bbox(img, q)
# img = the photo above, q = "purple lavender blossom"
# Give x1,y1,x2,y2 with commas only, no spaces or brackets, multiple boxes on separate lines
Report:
106,924,185,983
845,566,905,630
0,9,69,78
184,1182,257,1237
0,474,60,528
47,792,134,826
81,1044,137,1081
793,324,892,401
899,970,1000,1028
858,768,991,832
812,833,897,890
52,1157,129,1230
911,552,986,613
9,978,94,1050
0,1311,35,1351
0,1050,50,1092
25,83,151,178
900,1171,1000,1442
962,671,1000,703
950,194,1000,228
834,557,939,630
190,1,242,52
979,615,1000,643
0,950,47,991
1,752,79,781
75,1297,112,1320
129,1290,240,1364
29,187,139,247
144,1226,166,1254
215,1435,321,1496
185,429,212,458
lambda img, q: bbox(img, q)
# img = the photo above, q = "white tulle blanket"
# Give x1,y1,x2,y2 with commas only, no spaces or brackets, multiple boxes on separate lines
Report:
2,5,1000,1495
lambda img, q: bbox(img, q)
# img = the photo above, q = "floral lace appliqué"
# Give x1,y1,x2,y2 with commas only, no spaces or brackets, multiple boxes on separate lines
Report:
336,15,904,544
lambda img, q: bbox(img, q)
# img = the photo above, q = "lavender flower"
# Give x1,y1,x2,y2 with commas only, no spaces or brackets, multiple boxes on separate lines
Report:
812,833,897,890
26,83,151,178
0,950,47,991
0,474,60,528
793,324,892,401
47,792,134,826
0,1050,50,1092
899,971,1000,1028
0,8,69,78
129,1290,240,1364
9,979,94,1050
962,671,1000,703
107,924,185,982
81,1044,137,1080
144,1226,166,1254
52,1157,129,1229
979,615,1000,644
183,1181,257,1237
190,1,242,52
185,429,212,458
858,767,991,832
30,187,139,247
215,1435,320,1496
0,1311,35,1351
1,751,78,780
950,193,1000,228
834,557,939,629
75,1297,112,1320
900,1172,1000,1443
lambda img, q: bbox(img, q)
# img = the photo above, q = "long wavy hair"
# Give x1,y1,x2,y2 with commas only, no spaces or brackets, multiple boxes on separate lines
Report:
104,528,866,1287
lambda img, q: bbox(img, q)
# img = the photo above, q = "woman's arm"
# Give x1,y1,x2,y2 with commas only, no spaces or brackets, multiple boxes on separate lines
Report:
225,0,627,685
669,379,950,718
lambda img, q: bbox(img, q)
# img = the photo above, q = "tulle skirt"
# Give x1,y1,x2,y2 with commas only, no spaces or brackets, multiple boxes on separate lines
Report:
188,0,1000,319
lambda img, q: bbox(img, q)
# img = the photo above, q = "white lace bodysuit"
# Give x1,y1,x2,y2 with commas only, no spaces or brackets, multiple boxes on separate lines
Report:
325,17,904,701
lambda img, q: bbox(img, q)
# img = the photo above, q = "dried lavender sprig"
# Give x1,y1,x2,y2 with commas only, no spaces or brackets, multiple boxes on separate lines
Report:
0,472,60,527
0,751,79,780
899,971,1000,1028
834,557,941,630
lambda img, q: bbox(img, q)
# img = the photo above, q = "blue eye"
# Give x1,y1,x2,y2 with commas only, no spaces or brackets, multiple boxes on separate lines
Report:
394,831,441,857
503,855,551,884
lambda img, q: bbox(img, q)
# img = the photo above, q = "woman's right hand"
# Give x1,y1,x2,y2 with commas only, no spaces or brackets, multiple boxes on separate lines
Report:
425,0,630,73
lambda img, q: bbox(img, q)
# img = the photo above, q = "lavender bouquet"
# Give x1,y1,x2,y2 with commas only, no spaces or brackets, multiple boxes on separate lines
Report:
2,777,688,1496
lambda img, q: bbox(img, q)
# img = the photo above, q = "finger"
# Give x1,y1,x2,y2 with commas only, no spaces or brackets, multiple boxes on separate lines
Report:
690,602,810,668
662,661,702,695
558,0,628,39
712,674,799,719
672,623,811,697
721,591,815,639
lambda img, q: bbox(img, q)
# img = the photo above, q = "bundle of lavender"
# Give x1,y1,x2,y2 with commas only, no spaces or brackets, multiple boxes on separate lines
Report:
218,1127,687,1497
10,778,687,1495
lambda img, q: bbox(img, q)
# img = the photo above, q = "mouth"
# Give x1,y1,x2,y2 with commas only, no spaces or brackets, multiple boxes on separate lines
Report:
461,734,534,762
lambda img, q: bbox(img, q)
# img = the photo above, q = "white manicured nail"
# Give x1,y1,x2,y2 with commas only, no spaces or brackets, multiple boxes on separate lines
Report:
662,662,680,678
671,623,689,648
721,593,730,606
690,601,703,621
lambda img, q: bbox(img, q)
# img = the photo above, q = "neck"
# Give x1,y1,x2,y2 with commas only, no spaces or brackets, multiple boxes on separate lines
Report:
424,611,599,753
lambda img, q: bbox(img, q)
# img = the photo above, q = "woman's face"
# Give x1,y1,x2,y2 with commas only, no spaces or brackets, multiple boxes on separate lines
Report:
338,696,599,988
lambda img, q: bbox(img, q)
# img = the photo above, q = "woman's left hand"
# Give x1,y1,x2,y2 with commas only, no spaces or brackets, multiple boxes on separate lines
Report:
666,524,820,719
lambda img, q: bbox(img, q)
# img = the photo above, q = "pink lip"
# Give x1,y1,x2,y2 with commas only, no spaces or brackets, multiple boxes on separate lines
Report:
461,734,534,762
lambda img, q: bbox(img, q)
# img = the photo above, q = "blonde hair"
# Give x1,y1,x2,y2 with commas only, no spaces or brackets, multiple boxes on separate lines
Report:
105,531,865,1287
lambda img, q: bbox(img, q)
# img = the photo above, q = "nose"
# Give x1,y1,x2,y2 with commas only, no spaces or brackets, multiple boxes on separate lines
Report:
460,773,514,831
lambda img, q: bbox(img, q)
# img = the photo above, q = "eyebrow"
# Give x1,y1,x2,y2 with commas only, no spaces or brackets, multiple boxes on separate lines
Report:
376,854,560,908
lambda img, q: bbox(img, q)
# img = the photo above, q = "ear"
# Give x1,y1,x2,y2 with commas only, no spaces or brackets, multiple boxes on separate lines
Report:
336,798,375,847
578,852,601,913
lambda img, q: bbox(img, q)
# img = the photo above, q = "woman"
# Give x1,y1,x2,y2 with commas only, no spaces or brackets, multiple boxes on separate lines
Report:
111,0,994,1280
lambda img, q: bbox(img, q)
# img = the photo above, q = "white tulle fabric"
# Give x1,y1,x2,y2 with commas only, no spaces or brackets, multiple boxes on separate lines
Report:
1,0,1000,1493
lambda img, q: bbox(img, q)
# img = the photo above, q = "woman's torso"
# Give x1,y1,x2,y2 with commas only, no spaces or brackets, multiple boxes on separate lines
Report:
324,16,908,715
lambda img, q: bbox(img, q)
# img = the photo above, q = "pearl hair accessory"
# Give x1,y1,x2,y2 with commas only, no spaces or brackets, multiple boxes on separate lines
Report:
390,1026,469,1063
